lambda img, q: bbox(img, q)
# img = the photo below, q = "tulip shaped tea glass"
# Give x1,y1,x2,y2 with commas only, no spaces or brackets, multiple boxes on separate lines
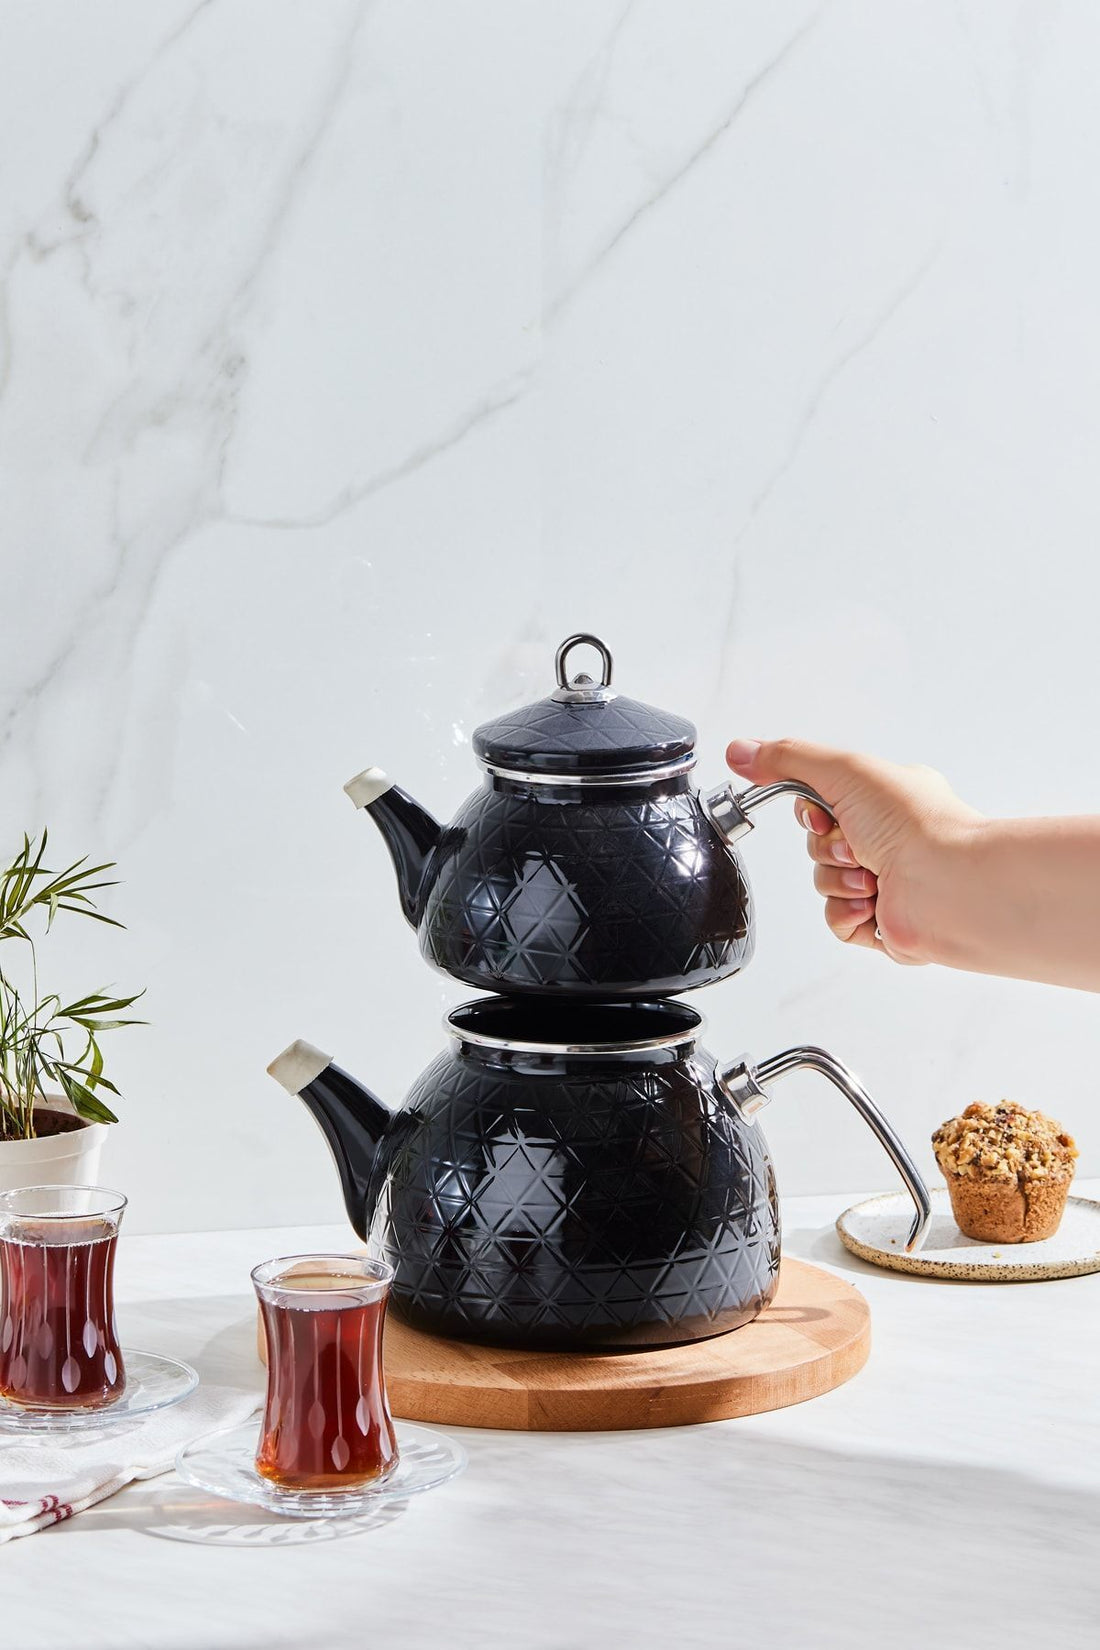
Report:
0,1184,127,1410
253,1254,399,1493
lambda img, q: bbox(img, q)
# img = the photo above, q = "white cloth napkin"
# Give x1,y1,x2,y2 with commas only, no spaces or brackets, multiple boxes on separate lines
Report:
0,1383,261,1541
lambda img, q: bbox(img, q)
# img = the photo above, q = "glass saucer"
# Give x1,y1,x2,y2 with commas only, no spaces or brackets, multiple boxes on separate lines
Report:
0,1349,198,1434
141,1481,411,1546
175,1421,466,1519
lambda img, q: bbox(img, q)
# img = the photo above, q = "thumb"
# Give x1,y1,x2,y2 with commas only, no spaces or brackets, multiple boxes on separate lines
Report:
725,737,858,806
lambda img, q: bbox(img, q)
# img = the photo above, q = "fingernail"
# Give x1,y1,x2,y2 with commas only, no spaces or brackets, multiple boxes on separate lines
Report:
832,840,857,866
726,739,761,768
805,805,831,836
846,897,874,917
841,868,872,892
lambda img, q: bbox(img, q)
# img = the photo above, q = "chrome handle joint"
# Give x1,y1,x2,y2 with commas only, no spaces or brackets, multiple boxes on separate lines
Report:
702,781,834,847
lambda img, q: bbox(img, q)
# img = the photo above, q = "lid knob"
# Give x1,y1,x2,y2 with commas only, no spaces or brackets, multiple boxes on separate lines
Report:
471,632,696,777
553,634,615,703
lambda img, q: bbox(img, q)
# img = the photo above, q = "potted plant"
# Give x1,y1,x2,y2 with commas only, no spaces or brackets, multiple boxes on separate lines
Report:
0,832,142,1193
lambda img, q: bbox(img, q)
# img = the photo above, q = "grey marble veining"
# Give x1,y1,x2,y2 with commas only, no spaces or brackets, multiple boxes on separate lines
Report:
0,2,1099,1233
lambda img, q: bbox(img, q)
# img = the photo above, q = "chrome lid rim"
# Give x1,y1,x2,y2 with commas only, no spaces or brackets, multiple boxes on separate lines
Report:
478,754,696,788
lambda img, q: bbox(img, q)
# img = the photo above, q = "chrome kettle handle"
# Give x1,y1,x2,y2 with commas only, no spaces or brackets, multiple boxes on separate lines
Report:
703,781,833,847
717,1045,932,1252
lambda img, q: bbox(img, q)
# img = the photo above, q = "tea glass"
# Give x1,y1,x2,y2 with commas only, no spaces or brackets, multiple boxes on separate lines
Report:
252,1253,399,1493
0,1184,127,1410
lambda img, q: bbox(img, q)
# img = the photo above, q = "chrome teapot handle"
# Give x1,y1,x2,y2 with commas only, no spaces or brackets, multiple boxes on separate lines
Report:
703,780,834,847
717,1045,931,1252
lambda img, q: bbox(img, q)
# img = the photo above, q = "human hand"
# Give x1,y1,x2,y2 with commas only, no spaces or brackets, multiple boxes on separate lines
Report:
725,738,982,963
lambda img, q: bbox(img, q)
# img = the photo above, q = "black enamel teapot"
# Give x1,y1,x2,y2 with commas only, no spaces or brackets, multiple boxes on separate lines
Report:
346,634,833,999
268,1002,930,1351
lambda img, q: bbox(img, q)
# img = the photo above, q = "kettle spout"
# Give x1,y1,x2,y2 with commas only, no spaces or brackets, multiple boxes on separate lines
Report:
267,1040,393,1242
344,767,443,928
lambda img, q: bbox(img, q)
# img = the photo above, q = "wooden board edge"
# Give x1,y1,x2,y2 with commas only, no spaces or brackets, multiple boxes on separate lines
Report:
388,1317,872,1433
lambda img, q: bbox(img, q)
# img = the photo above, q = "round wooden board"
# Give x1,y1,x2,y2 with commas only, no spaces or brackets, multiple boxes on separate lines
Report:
381,1257,869,1432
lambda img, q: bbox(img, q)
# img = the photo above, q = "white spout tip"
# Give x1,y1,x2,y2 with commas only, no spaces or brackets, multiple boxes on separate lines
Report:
267,1040,333,1096
344,766,394,809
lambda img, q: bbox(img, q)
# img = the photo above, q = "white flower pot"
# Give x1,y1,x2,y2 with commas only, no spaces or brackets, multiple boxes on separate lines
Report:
0,1102,111,1195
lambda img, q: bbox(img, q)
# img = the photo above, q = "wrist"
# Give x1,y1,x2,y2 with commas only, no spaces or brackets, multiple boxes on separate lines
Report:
910,814,990,969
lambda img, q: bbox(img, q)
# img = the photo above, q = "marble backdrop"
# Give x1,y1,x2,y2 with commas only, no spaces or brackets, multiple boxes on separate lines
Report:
1,0,1098,1232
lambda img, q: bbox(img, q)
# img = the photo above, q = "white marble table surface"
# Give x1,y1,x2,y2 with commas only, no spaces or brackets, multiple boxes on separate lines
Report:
6,1188,1099,1650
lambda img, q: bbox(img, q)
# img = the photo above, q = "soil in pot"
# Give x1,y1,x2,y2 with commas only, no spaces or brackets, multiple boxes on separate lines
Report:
0,1108,86,1144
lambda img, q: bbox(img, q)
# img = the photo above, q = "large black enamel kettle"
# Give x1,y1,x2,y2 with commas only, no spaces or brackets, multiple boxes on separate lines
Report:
268,1001,930,1351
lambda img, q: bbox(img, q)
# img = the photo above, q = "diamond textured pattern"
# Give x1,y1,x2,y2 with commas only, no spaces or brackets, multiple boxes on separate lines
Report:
421,784,754,997
473,693,696,775
371,1043,780,1350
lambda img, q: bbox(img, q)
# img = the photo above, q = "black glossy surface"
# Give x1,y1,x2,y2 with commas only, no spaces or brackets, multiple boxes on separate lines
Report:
412,778,754,997
447,997,701,1046
296,1062,393,1236
370,785,443,926
473,692,696,776
297,1000,780,1351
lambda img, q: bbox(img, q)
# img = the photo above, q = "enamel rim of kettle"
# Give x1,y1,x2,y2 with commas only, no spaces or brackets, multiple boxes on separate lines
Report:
445,998,704,1056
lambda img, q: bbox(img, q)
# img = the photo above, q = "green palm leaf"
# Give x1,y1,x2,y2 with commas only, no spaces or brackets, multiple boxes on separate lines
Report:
0,831,140,1140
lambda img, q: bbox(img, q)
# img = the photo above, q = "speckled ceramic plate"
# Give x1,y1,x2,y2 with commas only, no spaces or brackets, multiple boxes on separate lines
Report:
837,1188,1100,1281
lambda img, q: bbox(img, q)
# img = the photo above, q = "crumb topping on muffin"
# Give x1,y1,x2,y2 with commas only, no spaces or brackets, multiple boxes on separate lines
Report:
932,1101,1077,1185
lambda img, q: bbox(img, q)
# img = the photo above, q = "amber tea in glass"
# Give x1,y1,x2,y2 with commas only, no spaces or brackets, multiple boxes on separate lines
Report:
0,1184,127,1410
252,1253,398,1492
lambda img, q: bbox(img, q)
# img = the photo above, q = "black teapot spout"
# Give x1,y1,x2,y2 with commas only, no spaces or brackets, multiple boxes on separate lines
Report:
344,768,443,928
267,1041,393,1240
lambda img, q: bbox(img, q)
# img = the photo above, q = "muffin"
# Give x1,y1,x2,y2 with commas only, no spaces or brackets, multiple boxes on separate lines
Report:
932,1101,1078,1243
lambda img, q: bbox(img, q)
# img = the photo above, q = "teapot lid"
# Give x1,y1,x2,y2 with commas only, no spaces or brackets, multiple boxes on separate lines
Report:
472,634,696,783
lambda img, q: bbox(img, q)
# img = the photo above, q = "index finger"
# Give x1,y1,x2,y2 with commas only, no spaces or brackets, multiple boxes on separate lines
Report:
794,799,833,835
